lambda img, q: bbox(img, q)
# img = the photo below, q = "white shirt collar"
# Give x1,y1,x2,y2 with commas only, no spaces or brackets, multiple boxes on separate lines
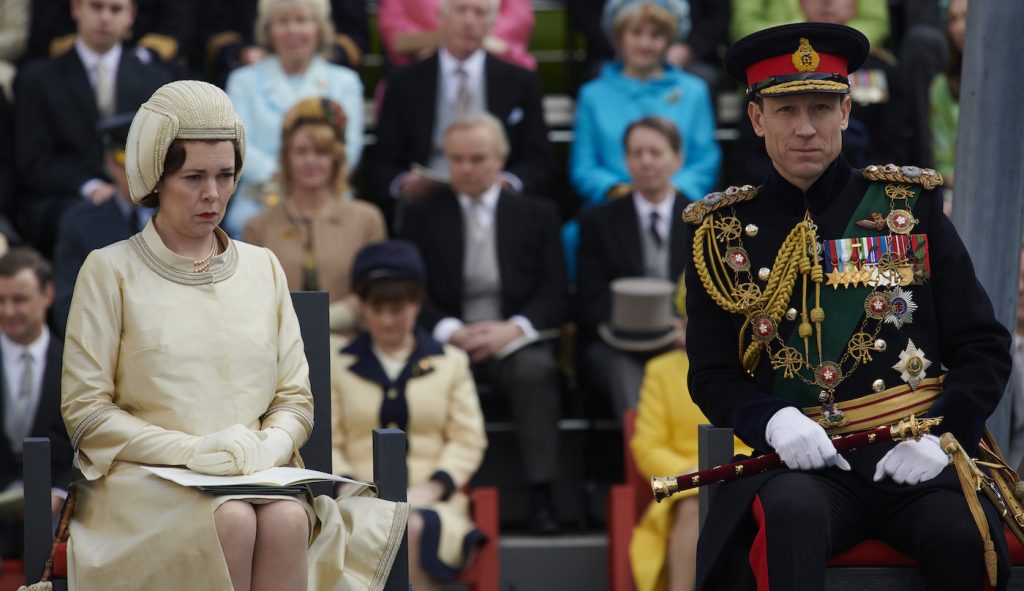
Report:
457,183,502,228
439,47,486,77
632,191,676,227
1,328,50,368
75,37,122,83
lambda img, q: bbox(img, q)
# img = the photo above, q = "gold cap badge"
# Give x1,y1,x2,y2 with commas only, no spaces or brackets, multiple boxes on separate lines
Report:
792,37,821,73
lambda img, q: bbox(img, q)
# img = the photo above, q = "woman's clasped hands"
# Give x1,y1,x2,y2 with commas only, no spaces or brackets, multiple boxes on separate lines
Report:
187,425,294,476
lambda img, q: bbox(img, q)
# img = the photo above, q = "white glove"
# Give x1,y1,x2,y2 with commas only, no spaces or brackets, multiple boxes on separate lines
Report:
244,427,295,474
187,424,261,475
765,407,851,471
186,450,239,475
873,434,949,485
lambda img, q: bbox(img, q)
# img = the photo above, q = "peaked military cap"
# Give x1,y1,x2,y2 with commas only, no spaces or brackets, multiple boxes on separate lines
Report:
724,22,869,97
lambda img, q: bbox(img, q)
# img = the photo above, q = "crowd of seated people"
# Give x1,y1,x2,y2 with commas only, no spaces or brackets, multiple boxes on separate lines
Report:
0,0,970,587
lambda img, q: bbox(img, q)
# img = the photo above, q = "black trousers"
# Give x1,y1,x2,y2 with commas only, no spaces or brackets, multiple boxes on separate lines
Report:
475,342,560,484
754,463,1009,591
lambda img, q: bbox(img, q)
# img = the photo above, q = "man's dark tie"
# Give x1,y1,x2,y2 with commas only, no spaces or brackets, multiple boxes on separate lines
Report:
649,210,663,248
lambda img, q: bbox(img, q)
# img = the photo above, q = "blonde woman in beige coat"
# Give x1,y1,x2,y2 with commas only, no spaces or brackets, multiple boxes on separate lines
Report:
332,240,488,591
244,97,386,337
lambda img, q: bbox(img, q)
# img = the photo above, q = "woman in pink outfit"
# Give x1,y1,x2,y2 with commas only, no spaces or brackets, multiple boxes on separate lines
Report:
378,0,536,70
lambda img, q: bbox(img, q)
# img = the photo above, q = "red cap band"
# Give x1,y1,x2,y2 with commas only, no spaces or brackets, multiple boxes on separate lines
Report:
745,53,849,87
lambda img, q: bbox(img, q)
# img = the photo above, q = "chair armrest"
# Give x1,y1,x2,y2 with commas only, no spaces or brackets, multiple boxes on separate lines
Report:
373,428,410,591
23,437,53,585
460,487,500,590
607,483,638,591
697,425,735,531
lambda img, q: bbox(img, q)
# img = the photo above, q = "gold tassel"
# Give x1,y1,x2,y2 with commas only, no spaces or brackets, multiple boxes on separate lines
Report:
941,433,998,587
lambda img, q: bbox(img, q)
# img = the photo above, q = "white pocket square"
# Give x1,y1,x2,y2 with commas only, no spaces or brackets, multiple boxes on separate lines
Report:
506,107,524,126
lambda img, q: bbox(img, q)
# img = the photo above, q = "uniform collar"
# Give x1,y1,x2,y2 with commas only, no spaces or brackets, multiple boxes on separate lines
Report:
764,155,852,215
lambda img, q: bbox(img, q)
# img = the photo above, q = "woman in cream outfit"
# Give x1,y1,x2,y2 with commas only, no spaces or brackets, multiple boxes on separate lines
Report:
60,80,406,591
332,241,487,591
244,97,386,337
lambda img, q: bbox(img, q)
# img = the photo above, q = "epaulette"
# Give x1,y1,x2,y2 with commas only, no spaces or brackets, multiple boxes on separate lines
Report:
861,164,944,191
682,185,758,224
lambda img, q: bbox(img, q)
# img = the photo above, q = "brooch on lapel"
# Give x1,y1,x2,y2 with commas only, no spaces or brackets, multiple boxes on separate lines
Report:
665,88,682,105
410,358,435,378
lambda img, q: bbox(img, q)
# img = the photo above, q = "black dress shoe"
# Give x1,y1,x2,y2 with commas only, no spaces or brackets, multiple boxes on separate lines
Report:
528,509,561,535
527,483,560,535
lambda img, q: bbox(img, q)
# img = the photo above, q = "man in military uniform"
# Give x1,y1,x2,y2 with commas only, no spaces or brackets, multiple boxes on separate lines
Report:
684,23,1012,590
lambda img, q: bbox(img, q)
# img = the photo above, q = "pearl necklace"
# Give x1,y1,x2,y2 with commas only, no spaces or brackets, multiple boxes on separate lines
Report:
192,234,218,273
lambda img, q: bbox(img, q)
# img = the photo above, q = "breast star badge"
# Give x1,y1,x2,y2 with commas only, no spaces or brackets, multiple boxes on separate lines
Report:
884,286,917,329
893,340,931,389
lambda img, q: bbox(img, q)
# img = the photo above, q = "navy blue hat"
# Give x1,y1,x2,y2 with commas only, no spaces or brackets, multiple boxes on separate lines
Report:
724,23,869,98
352,240,426,289
97,111,137,151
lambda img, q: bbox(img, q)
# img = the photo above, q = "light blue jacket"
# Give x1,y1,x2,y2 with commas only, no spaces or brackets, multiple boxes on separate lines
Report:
571,63,720,204
226,55,364,194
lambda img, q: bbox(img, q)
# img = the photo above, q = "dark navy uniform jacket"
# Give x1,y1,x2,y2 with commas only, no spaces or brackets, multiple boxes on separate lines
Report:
683,156,1012,589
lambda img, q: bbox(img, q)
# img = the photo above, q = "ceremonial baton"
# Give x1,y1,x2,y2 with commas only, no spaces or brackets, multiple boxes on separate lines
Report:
651,415,942,503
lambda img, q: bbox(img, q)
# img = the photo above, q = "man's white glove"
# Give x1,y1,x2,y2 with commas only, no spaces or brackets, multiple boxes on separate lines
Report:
245,427,295,474
765,407,851,471
873,434,949,485
187,424,261,476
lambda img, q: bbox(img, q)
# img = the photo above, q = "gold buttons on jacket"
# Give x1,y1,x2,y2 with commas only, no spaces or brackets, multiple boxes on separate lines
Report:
386,422,398,429
386,388,398,400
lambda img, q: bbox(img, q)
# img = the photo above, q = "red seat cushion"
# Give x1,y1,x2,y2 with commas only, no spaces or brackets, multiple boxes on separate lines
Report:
1006,530,1024,566
828,539,916,566
53,541,68,578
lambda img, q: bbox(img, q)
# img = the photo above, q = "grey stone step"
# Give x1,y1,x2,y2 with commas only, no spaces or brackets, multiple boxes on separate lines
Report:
442,533,609,591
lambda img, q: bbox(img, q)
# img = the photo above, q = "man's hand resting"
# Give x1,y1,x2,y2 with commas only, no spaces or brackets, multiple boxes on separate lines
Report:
766,407,851,471
873,434,948,485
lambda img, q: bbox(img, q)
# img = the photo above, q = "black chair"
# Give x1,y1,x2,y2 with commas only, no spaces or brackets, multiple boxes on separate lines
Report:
23,291,410,590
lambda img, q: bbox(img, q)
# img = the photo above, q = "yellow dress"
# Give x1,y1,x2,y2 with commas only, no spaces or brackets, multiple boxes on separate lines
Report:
61,220,407,590
629,349,753,591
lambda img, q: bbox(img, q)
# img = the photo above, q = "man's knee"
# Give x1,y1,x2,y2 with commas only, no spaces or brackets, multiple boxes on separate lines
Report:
758,475,832,524
501,345,559,388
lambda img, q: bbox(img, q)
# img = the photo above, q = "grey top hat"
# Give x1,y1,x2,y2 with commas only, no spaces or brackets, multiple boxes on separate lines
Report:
598,277,681,352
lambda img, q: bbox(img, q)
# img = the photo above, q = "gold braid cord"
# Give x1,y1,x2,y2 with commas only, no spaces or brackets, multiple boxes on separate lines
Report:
862,163,944,191
691,212,820,373
941,433,999,587
683,186,759,225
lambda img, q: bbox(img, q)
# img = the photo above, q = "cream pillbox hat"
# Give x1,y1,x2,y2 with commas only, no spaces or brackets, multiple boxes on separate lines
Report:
125,80,247,203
